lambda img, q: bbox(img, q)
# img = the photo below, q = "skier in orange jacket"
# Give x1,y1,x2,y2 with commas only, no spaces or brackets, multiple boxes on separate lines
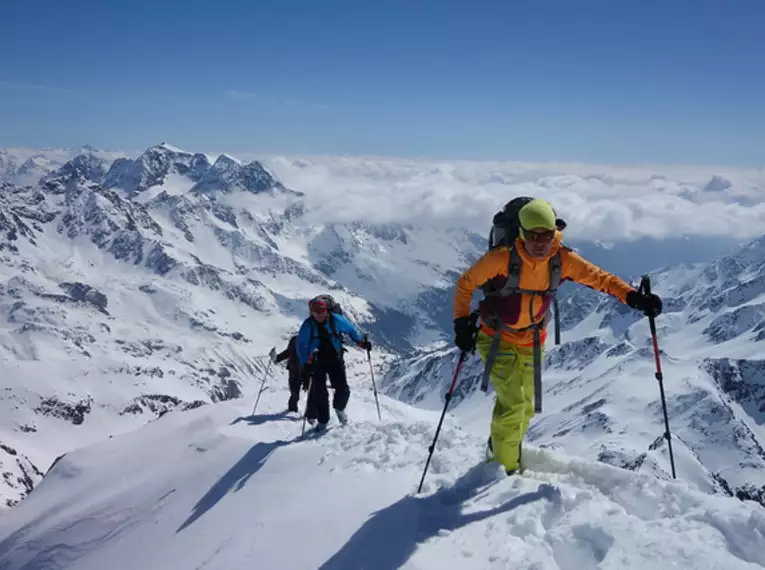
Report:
453,198,662,474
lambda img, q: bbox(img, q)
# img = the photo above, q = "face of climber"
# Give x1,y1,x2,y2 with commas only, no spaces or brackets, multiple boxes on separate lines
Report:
309,300,328,323
522,227,556,258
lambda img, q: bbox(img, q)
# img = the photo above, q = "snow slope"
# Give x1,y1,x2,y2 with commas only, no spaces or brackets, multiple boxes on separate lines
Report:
1,370,763,570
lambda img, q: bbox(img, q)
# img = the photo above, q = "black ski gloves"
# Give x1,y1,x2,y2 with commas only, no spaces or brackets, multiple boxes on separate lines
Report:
358,338,372,351
626,290,663,318
454,316,478,352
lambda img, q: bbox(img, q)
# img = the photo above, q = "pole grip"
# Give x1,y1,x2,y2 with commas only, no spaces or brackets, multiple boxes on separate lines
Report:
640,275,652,296
469,311,480,341
639,275,658,337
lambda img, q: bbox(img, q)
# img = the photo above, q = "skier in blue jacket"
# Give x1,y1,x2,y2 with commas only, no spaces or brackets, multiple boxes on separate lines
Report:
297,296,371,430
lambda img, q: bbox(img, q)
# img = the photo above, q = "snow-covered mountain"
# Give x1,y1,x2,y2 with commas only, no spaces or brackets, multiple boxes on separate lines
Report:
2,142,764,518
0,371,763,570
382,235,765,507
0,143,480,506
0,146,125,187
1,142,765,568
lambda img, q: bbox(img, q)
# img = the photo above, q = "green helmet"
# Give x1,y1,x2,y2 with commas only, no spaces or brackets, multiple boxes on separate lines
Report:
518,199,556,238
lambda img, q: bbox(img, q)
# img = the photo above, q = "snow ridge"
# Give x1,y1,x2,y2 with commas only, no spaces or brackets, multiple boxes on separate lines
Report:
0,375,763,570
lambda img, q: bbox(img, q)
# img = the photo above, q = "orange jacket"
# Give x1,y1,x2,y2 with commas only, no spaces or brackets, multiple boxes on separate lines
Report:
454,233,634,346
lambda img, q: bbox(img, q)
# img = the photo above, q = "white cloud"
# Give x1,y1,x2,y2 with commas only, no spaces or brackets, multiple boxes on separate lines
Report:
256,155,765,242
5,142,762,244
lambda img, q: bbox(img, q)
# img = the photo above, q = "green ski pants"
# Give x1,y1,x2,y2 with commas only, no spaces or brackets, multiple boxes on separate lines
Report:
477,331,541,472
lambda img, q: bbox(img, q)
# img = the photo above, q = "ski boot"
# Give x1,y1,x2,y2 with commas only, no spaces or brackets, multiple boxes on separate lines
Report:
485,436,494,463
518,443,524,474
508,444,525,476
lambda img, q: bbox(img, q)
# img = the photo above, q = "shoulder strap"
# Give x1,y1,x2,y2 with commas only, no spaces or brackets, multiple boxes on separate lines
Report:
498,247,523,296
496,246,564,296
313,315,340,337
548,250,562,291
549,248,565,345
329,314,340,338
310,316,342,341
328,315,345,353
309,318,319,340
310,318,326,341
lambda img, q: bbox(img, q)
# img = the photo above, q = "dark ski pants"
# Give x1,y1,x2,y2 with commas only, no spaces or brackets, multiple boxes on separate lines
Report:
287,373,302,411
305,359,350,424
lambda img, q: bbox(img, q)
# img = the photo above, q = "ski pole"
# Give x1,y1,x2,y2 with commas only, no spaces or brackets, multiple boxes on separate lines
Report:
364,335,381,422
251,358,273,416
640,275,676,480
301,367,314,437
417,350,469,493
417,312,479,493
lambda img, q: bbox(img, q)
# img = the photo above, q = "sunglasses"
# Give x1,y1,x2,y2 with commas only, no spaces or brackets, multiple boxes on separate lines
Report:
523,228,556,243
309,302,328,314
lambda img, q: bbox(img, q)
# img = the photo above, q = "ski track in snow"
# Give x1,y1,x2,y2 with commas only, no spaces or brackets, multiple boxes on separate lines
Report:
1,373,763,570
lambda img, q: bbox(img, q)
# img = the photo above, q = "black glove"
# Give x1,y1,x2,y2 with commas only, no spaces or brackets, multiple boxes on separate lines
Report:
357,338,372,352
626,290,663,318
454,316,478,352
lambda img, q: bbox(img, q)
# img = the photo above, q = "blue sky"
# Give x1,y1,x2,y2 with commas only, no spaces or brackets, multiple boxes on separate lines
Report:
1,0,764,165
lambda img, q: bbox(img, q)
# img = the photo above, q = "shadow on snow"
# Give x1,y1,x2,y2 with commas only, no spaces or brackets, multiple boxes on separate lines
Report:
229,410,298,427
178,411,304,533
318,463,560,569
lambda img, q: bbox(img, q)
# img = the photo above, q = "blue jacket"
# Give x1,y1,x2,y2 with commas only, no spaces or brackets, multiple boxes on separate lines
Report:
296,313,363,365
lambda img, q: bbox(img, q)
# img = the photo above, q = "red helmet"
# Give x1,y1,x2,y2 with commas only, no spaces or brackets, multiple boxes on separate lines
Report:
308,298,327,312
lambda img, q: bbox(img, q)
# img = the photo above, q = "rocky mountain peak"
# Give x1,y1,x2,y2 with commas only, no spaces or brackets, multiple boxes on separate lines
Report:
102,143,211,195
191,154,282,195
